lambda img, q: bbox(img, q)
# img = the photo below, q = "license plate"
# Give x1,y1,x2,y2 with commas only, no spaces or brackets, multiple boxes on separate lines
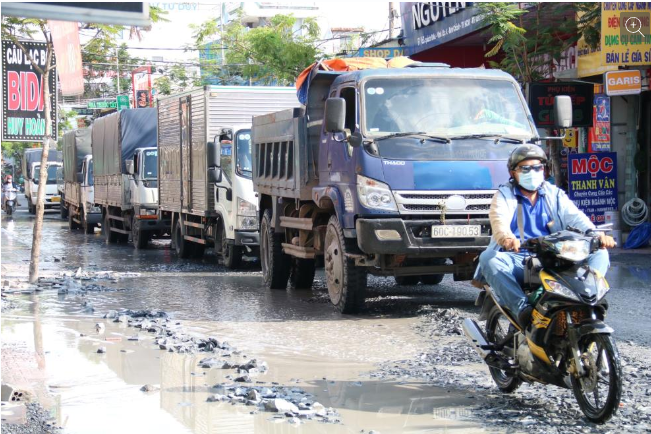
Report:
432,225,480,238
50,197,60,202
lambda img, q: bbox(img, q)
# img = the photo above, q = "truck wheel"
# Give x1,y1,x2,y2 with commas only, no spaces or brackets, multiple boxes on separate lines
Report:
28,201,35,214
60,203,68,219
132,218,149,249
324,216,367,313
103,213,118,244
82,212,95,234
395,276,419,286
68,210,79,230
174,222,194,259
221,232,242,269
261,209,290,289
420,274,444,285
290,258,316,290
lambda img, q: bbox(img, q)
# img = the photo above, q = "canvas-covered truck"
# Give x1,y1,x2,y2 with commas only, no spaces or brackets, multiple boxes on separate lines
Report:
252,63,554,313
92,108,169,248
61,128,101,233
22,148,62,214
157,86,299,267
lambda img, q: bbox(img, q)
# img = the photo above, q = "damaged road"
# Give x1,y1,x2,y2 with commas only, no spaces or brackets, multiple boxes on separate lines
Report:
2,200,651,433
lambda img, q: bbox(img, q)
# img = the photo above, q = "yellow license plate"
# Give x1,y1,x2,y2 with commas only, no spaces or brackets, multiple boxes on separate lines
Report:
50,197,61,202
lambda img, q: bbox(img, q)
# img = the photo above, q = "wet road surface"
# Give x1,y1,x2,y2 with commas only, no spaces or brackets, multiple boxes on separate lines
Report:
2,195,651,433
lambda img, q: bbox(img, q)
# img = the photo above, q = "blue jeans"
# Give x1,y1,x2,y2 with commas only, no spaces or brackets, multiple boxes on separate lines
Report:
479,248,610,316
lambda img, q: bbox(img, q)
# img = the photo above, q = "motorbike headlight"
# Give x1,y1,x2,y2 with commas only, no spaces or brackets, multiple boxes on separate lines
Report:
544,279,581,302
555,240,590,262
237,198,257,217
237,215,258,230
596,275,610,300
357,175,397,212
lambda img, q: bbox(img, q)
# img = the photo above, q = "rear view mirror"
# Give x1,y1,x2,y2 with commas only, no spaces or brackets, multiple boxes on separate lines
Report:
554,96,573,128
325,98,346,133
207,141,220,167
126,159,134,175
208,167,222,183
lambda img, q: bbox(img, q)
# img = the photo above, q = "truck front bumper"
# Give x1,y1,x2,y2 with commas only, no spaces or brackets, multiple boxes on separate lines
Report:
234,230,259,247
136,216,170,231
355,218,491,256
86,213,102,225
44,196,61,208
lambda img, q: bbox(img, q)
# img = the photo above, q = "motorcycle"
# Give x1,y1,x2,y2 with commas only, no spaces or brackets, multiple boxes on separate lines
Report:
2,188,18,216
463,227,622,423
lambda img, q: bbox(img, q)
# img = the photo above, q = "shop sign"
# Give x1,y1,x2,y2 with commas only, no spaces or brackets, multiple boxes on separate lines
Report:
49,20,84,96
601,3,651,66
116,95,130,110
604,70,642,95
2,40,57,141
528,82,594,128
589,94,611,152
568,152,618,223
359,47,404,58
132,66,152,108
400,2,484,55
87,99,117,109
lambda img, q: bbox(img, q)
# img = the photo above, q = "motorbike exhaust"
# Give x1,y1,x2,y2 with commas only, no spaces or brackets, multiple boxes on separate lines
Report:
462,318,491,359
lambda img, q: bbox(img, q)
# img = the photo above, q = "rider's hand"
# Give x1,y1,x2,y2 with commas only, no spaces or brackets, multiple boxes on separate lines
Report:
502,237,520,253
599,233,616,249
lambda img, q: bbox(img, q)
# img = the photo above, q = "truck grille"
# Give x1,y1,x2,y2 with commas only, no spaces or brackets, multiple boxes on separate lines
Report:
394,190,496,216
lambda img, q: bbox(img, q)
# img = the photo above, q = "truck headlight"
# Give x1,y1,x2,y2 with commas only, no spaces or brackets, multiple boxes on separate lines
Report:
237,215,259,230
237,198,257,217
357,175,397,212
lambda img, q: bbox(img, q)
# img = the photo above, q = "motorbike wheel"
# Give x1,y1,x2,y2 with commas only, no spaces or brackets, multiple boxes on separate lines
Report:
486,306,522,393
570,334,622,423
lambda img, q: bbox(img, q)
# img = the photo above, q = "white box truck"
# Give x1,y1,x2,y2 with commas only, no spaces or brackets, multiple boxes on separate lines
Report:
22,148,62,214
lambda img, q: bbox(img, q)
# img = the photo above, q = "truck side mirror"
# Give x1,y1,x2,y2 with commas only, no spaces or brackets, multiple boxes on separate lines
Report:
76,172,83,183
126,159,135,175
207,141,220,167
208,167,222,183
554,96,573,128
325,98,346,133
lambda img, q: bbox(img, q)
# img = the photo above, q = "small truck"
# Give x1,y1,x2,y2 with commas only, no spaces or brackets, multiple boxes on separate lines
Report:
22,148,62,214
92,108,168,248
61,128,101,233
157,86,299,267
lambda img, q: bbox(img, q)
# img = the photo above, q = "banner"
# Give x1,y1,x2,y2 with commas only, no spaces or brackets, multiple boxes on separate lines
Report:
132,66,152,108
49,20,84,96
568,152,618,224
2,40,57,141
528,82,594,128
589,95,611,152
601,3,651,66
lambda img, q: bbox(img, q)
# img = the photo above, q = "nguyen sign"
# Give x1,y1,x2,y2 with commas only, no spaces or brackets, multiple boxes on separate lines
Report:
2,40,57,141
568,152,618,223
601,3,651,66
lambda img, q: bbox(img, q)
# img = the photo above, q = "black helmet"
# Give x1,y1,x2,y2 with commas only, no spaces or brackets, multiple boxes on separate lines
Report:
507,144,548,171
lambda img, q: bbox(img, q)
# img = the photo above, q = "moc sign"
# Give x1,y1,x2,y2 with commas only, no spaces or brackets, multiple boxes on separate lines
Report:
568,152,618,224
604,70,642,95
2,40,57,141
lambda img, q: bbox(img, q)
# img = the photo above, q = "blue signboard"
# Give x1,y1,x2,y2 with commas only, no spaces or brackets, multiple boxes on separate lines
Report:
399,2,484,56
568,152,618,224
359,47,404,58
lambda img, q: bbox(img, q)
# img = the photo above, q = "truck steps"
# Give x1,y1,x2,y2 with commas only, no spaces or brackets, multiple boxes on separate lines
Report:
279,216,314,231
109,227,130,235
184,235,206,244
281,243,316,259
183,221,205,229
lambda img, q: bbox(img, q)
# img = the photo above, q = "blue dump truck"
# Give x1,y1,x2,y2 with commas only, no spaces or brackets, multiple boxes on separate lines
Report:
251,63,545,313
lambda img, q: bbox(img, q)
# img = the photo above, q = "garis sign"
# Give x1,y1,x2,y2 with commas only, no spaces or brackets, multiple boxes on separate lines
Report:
528,82,593,128
568,152,618,223
2,40,57,141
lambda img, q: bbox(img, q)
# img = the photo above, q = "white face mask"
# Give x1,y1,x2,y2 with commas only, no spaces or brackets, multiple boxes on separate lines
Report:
517,170,544,191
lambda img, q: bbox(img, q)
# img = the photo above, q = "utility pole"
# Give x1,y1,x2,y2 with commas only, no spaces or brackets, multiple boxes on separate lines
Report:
116,47,120,94
389,2,396,39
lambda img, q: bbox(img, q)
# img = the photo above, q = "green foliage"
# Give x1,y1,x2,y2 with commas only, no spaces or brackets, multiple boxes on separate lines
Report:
154,64,202,95
576,2,601,49
192,13,321,85
58,108,78,137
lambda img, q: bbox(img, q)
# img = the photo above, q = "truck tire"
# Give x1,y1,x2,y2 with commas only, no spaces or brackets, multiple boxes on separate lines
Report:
221,230,242,269
132,218,149,249
394,276,419,286
68,210,79,230
28,200,35,214
60,203,68,219
103,213,118,244
82,212,95,234
420,274,445,285
174,221,194,259
261,209,290,289
324,216,367,313
290,258,316,290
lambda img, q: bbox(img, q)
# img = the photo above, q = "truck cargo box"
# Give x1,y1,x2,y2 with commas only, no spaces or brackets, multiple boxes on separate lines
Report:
62,128,92,183
22,148,62,179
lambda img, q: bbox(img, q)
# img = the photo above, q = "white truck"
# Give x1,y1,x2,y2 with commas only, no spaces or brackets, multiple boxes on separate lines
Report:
22,148,62,214
61,128,101,233
92,108,169,248
157,86,299,267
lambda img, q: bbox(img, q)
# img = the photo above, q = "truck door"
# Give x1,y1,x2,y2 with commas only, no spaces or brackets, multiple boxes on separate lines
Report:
326,86,358,194
180,96,192,210
215,137,233,233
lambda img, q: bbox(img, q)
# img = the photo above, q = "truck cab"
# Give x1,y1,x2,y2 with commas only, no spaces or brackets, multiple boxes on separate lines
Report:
80,155,101,221
30,161,62,213
212,125,259,267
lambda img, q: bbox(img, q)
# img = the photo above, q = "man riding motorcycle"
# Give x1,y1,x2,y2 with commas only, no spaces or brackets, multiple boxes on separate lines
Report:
2,175,18,207
474,144,616,328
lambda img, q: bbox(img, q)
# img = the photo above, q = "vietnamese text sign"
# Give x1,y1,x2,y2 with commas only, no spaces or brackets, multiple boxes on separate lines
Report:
359,47,404,58
589,95,611,152
528,82,594,128
49,20,84,96
2,40,57,141
568,152,618,224
601,3,651,66
87,99,117,109
116,95,130,110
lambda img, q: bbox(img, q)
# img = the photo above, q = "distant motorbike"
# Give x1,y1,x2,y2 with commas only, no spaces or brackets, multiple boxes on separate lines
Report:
464,227,621,423
2,188,18,216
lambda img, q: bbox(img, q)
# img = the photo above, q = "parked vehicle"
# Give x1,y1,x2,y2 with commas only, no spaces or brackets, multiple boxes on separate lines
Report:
22,148,62,214
56,165,66,218
157,86,299,267
61,128,101,233
463,228,621,423
92,108,168,248
2,187,18,216
252,65,542,312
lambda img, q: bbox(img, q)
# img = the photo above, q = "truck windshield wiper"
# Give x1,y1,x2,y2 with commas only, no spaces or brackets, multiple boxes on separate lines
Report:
374,132,450,143
447,134,526,144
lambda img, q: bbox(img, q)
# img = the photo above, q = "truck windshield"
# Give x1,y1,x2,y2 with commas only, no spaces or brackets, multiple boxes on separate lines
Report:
364,78,534,139
33,165,58,184
142,150,157,180
235,130,252,179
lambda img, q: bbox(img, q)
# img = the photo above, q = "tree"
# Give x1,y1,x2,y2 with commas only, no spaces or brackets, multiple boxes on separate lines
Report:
192,13,321,86
1,9,165,284
154,63,202,95
58,107,78,137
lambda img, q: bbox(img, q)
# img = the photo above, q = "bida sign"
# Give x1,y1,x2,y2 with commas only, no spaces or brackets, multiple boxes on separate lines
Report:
2,40,57,141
